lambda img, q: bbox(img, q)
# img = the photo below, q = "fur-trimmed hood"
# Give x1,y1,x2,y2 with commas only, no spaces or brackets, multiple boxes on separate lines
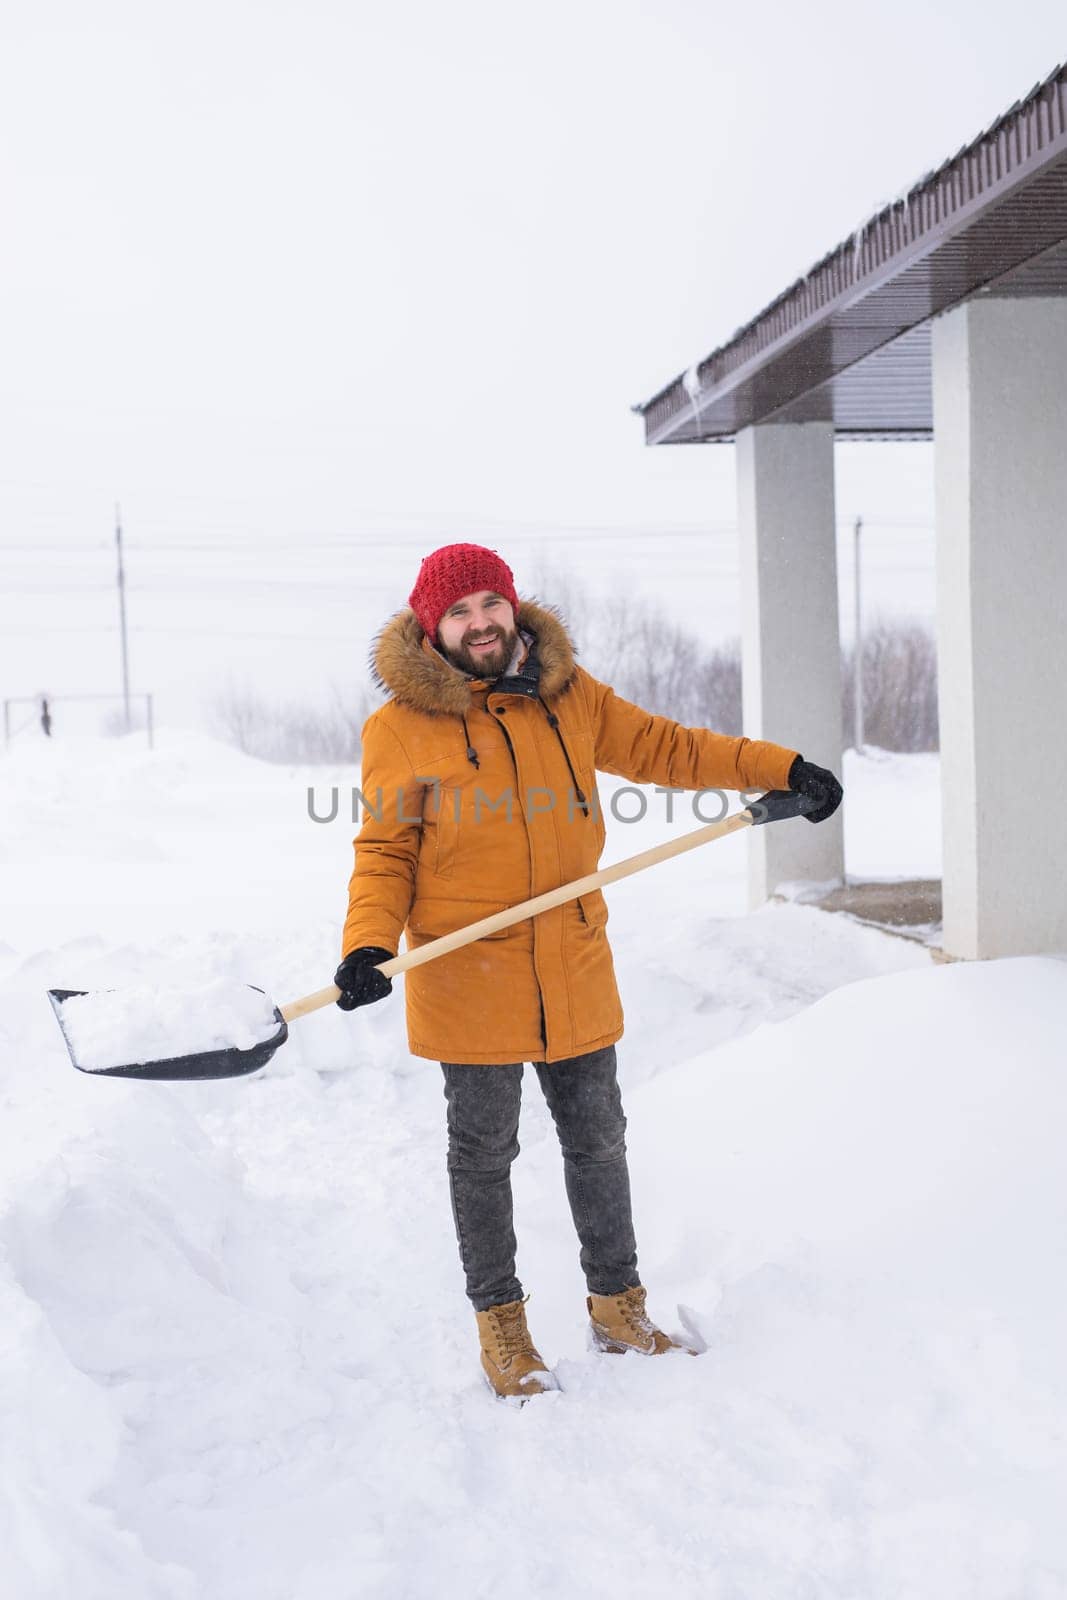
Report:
370,599,578,714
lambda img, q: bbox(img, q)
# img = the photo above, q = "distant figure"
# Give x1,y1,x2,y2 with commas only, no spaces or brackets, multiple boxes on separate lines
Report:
40,697,52,738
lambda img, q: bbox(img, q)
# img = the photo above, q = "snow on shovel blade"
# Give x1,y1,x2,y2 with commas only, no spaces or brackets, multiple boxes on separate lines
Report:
47,987,289,1082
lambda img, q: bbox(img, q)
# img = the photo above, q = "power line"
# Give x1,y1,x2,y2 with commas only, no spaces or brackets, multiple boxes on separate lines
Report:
0,621,380,640
0,520,938,555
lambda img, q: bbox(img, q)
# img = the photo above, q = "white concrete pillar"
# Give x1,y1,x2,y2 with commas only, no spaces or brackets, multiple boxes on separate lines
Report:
736,421,845,907
932,296,1067,959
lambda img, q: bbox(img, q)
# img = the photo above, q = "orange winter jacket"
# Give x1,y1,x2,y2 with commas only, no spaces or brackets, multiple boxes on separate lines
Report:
342,600,798,1065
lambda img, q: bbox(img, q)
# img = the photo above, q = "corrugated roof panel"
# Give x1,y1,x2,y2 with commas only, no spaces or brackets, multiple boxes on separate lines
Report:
638,65,1067,444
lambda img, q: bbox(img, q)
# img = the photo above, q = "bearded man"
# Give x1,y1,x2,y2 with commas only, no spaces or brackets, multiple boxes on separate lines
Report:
337,543,842,1400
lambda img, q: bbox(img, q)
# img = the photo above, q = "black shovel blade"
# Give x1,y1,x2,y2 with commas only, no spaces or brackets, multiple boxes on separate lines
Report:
47,987,289,1082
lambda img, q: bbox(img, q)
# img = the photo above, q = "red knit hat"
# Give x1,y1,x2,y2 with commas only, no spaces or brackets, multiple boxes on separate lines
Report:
408,543,520,642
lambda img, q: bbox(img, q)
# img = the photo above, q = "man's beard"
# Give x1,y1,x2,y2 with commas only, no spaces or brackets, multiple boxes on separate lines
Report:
439,623,519,678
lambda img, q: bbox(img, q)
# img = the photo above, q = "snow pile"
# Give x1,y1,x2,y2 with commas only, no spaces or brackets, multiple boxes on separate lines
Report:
2,953,1064,1597
0,1028,338,1599
0,1254,193,1600
57,980,281,1070
2,736,1065,1596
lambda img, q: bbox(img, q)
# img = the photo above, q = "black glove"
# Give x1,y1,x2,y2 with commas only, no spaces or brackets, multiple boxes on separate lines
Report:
787,755,843,824
334,946,395,1012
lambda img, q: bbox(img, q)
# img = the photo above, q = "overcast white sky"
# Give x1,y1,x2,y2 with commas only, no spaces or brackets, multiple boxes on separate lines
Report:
2,3,1065,716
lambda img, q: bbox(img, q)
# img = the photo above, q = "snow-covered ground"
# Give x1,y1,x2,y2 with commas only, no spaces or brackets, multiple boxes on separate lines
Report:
1,732,1064,1599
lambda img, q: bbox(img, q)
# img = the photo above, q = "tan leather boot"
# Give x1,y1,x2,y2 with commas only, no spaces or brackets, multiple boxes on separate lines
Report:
475,1298,557,1400
587,1285,692,1355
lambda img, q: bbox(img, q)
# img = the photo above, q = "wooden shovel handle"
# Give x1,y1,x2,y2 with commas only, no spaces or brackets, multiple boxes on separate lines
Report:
279,805,757,1024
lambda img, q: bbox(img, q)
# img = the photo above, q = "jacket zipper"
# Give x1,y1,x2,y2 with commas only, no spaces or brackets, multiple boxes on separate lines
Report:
486,704,551,1049
470,697,590,821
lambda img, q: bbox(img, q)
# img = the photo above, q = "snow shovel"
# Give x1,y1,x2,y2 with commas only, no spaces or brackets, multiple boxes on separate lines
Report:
48,787,816,1083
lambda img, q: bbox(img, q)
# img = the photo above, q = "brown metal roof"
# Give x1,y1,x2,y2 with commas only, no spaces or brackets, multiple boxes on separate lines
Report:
637,63,1067,444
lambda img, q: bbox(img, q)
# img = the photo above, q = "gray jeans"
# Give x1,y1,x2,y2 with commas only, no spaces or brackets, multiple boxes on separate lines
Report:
440,1044,641,1312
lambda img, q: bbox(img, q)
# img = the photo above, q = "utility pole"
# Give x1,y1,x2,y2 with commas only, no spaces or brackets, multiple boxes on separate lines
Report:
853,515,864,752
115,503,131,732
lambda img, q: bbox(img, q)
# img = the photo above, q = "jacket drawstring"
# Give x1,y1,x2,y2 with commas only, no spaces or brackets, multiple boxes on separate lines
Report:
461,714,480,769
538,698,589,816
460,699,588,811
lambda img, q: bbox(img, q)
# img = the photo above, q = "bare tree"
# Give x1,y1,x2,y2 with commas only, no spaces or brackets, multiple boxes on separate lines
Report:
531,560,938,752
208,679,382,764
527,560,742,729
842,616,939,752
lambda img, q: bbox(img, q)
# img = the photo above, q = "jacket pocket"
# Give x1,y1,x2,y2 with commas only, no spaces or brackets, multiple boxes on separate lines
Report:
577,890,609,928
